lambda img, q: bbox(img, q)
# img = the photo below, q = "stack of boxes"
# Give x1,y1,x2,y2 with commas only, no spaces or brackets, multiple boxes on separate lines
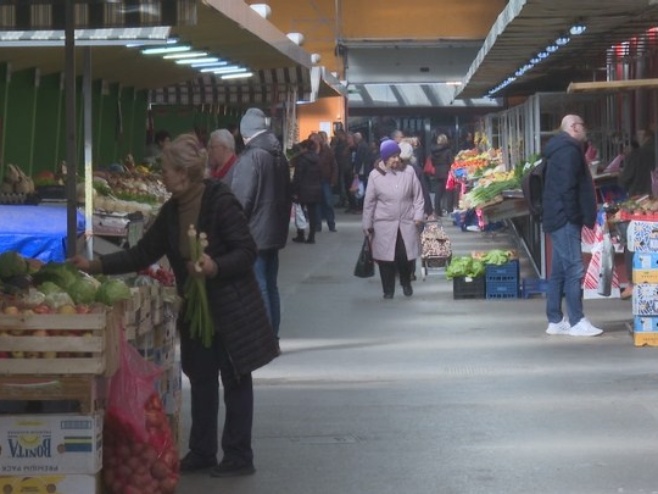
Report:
630,221,658,346
128,285,182,446
0,308,121,493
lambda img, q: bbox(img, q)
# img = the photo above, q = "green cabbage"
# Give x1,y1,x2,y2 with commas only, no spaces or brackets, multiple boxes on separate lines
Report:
0,251,28,280
68,277,98,305
95,279,131,306
38,281,64,296
32,262,80,289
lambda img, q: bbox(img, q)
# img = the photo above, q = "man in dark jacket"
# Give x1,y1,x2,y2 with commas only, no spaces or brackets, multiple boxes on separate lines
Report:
542,114,602,338
231,108,292,340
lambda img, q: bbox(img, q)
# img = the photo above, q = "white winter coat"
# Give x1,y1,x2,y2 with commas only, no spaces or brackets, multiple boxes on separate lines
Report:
362,163,425,262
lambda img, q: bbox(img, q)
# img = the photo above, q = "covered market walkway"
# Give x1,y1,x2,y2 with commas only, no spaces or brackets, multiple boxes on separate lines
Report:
178,212,651,494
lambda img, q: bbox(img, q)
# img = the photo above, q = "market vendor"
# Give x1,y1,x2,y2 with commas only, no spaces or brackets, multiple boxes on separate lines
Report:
70,133,278,478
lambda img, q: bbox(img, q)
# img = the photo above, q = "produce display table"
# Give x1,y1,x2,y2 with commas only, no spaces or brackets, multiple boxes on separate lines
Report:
0,205,85,262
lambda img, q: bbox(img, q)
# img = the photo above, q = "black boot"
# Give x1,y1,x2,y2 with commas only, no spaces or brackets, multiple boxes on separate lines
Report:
292,230,305,243
305,233,315,244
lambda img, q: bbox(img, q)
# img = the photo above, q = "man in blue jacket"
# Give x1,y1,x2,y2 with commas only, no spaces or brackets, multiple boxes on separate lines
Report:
542,114,602,337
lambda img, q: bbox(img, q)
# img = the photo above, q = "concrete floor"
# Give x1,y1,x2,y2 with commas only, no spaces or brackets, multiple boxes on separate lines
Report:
178,212,658,494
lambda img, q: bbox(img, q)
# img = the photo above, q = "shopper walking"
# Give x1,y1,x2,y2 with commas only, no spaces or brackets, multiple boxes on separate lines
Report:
362,139,424,299
313,132,338,232
542,114,602,337
231,108,292,340
291,139,322,244
430,134,453,216
70,133,278,477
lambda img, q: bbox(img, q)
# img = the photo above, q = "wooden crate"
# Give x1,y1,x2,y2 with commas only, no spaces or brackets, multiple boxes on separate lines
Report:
0,375,105,413
0,309,120,377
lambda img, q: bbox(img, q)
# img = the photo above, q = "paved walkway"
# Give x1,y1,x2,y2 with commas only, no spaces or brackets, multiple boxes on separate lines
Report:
179,212,655,494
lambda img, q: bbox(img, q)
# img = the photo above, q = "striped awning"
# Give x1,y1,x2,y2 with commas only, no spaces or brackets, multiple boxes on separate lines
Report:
150,67,312,106
0,0,196,30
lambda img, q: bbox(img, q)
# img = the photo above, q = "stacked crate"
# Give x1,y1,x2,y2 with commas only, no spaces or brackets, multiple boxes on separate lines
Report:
0,307,121,493
631,250,658,347
485,260,520,299
128,286,182,446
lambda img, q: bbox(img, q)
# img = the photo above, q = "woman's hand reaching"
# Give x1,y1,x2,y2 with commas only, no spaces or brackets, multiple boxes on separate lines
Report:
68,255,91,273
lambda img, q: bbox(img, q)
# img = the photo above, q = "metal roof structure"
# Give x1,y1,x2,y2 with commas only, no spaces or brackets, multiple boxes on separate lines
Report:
458,0,658,99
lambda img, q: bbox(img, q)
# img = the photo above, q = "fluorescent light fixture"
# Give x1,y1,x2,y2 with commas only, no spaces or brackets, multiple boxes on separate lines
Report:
515,69,525,77
142,45,190,55
445,81,462,86
537,51,549,59
556,36,570,46
163,51,208,59
570,24,587,36
221,72,254,80
176,57,220,65
546,44,559,53
191,61,228,68
531,57,540,64
201,65,244,74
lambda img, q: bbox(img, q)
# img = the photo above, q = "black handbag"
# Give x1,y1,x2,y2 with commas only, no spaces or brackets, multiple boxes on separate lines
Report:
354,236,375,278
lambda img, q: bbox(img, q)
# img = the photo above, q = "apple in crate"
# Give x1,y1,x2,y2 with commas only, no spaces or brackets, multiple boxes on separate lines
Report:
3,306,19,315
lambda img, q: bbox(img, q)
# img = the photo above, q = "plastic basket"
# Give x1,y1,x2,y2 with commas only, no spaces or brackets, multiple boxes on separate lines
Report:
453,276,485,300
486,280,519,299
521,278,549,298
485,260,519,282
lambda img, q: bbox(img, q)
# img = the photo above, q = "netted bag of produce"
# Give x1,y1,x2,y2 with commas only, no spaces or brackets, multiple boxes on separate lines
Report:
103,335,179,494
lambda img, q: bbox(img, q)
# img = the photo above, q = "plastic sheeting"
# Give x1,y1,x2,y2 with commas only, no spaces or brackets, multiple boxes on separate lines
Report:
0,205,85,262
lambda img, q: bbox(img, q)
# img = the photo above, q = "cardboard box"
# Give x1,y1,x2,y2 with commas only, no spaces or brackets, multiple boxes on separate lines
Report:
628,221,658,252
0,414,102,475
632,283,658,316
0,474,99,494
632,253,658,283
634,316,658,332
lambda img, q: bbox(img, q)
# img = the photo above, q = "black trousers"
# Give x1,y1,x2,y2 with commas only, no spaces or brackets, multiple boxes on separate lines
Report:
434,178,447,215
302,202,318,240
378,230,414,296
180,321,254,465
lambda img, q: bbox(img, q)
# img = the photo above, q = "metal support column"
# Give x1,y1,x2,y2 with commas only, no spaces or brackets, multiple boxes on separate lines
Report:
83,48,93,259
65,0,78,257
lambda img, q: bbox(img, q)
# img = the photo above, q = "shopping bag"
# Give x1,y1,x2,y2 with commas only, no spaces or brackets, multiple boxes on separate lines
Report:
423,156,436,176
103,333,180,494
354,236,375,278
294,202,307,230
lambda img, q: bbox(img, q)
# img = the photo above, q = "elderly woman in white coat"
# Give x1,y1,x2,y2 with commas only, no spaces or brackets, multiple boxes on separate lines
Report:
362,139,425,299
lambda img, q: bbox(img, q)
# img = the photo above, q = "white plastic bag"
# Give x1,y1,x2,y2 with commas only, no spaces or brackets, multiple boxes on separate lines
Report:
294,203,308,230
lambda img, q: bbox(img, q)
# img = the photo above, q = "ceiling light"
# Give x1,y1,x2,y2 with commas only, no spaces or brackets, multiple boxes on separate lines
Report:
176,57,220,65
200,65,242,73
191,61,228,68
537,51,549,59
163,51,208,59
142,45,190,55
445,81,462,86
569,24,587,36
531,57,540,64
556,36,570,46
212,67,248,75
221,72,254,80
546,44,559,53
286,32,305,45
250,4,272,19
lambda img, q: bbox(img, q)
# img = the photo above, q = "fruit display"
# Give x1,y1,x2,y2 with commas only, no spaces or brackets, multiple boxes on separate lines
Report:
92,170,169,217
451,148,503,175
609,196,658,221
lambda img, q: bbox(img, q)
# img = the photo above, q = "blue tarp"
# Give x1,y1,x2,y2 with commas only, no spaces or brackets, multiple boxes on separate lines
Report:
0,205,85,262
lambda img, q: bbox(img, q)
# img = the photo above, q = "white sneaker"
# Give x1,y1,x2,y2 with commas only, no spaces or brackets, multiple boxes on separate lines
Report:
546,318,570,335
568,318,603,337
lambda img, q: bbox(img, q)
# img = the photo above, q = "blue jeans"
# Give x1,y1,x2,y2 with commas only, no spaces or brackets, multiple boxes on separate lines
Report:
254,249,281,337
315,181,336,231
547,222,584,326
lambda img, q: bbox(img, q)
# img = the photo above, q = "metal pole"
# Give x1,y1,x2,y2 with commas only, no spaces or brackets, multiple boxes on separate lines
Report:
65,0,78,257
83,47,93,259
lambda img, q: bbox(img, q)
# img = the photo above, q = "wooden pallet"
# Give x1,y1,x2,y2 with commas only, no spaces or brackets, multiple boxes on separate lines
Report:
0,308,120,377
0,374,104,414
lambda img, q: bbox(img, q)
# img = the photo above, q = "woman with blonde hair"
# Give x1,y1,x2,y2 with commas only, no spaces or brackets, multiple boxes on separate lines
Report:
70,133,278,477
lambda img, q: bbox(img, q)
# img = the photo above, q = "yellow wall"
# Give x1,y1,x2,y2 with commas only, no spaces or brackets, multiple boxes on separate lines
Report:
266,0,506,74
298,96,346,141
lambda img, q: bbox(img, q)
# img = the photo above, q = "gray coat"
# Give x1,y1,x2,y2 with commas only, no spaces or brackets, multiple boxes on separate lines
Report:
362,163,424,262
231,131,292,251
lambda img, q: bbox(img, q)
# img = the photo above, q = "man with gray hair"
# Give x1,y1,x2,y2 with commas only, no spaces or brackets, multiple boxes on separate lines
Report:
208,128,237,182
542,114,601,337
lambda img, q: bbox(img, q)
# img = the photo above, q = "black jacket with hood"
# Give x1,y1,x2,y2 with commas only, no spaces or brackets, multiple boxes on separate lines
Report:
541,131,597,233
430,144,453,179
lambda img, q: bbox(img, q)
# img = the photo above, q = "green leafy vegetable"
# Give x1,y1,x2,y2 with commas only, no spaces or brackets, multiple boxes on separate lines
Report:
32,262,80,289
95,278,131,306
68,277,99,304
0,251,28,280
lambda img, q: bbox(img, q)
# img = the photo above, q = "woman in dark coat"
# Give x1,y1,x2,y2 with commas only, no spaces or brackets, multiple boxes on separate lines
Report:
291,139,323,244
430,134,454,216
71,133,278,478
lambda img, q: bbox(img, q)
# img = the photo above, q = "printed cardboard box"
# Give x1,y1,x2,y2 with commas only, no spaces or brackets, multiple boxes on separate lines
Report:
0,474,99,494
632,283,658,316
0,413,102,475
628,221,658,252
